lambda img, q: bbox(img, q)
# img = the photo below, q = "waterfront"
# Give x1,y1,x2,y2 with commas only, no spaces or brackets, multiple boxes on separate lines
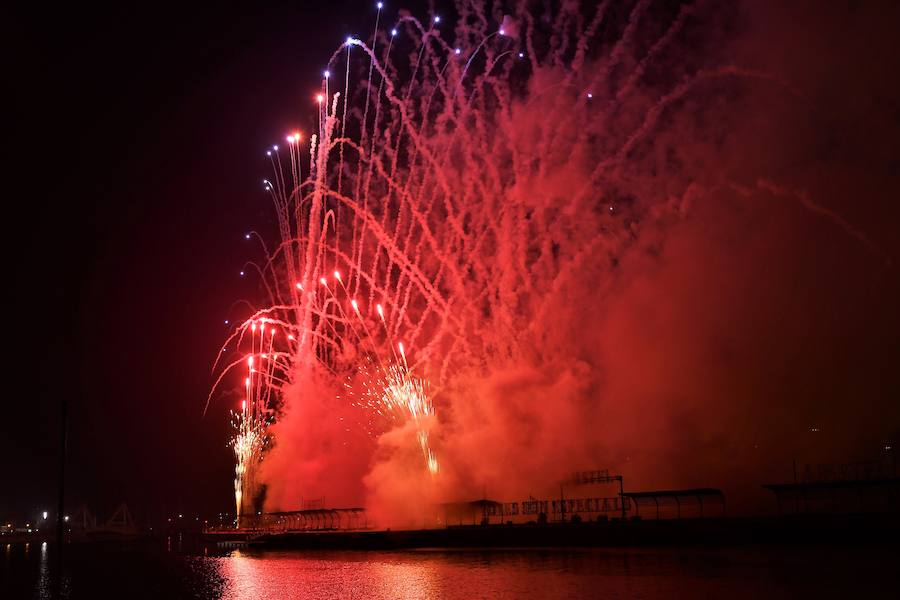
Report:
3,541,899,599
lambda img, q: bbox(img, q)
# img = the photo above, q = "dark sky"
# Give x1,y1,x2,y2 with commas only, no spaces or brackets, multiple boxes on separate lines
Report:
3,1,899,524
3,0,393,522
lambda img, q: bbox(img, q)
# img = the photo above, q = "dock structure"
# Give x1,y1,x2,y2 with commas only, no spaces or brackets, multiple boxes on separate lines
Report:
624,489,726,520
763,478,900,515
234,507,368,532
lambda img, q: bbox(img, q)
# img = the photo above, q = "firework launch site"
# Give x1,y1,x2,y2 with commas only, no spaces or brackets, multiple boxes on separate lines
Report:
203,469,899,550
204,514,900,551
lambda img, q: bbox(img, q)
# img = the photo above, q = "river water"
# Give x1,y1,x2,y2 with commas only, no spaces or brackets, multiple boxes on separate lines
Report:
3,539,899,598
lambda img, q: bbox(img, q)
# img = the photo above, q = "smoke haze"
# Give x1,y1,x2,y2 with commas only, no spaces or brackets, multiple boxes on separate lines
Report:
255,0,900,523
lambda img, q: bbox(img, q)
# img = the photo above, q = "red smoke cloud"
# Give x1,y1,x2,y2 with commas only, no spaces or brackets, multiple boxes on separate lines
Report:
255,0,900,523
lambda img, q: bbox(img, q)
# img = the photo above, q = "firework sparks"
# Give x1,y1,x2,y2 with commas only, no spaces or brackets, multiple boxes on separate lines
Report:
225,319,287,521
205,0,858,520
356,361,440,475
205,0,704,517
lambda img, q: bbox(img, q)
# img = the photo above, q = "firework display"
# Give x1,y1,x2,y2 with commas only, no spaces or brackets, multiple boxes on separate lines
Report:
205,1,872,522
205,0,731,519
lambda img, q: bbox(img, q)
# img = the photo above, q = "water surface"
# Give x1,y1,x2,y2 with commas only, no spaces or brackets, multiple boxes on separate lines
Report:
3,540,898,598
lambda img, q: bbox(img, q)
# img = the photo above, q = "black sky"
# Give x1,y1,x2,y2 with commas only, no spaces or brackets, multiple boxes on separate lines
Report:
3,0,401,522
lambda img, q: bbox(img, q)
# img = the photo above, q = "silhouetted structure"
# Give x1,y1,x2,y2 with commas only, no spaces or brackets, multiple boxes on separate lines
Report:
624,488,725,519
235,508,368,531
65,503,144,540
441,499,513,525
68,505,97,531
764,478,900,515
567,470,626,519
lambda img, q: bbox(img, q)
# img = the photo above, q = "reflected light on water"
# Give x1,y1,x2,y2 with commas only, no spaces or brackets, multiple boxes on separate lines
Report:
5,544,899,599
218,550,437,599
213,549,628,600
35,541,50,599
218,550,443,599
207,546,900,600
368,559,440,598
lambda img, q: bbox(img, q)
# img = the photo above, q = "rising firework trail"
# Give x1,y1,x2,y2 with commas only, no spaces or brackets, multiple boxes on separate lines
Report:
228,320,283,521
208,0,881,521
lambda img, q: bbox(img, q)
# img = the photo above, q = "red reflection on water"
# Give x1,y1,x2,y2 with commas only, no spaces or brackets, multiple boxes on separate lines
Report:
219,550,441,599
210,547,900,600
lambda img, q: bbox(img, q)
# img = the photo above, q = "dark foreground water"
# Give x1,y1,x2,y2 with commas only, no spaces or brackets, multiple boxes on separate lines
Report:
3,539,899,599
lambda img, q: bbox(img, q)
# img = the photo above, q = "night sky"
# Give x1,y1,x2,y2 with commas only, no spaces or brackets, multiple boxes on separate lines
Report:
4,1,900,524
4,0,388,521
